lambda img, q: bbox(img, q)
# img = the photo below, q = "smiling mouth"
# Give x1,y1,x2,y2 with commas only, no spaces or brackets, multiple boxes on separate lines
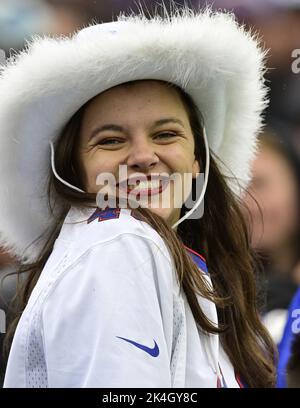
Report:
117,175,170,197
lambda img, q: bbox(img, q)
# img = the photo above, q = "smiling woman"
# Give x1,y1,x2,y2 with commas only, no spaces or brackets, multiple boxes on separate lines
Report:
0,7,276,388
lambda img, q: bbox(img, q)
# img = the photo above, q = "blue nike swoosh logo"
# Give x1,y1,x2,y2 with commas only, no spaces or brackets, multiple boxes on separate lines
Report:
116,336,160,357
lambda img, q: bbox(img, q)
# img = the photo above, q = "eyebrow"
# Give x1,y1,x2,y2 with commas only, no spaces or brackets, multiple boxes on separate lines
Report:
88,117,185,141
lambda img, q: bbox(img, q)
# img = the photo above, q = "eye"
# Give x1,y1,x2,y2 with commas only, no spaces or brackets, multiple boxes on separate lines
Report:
154,132,178,140
96,138,125,146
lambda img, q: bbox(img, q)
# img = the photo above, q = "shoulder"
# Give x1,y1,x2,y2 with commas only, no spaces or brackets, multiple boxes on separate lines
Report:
41,208,178,317
45,207,178,298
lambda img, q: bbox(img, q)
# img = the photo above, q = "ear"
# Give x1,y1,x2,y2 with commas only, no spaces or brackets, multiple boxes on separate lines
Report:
192,159,200,178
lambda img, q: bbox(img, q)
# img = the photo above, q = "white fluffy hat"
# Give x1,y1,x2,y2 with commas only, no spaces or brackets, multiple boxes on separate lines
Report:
0,8,267,262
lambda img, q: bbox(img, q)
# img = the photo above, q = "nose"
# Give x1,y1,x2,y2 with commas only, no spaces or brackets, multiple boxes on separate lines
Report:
126,138,159,171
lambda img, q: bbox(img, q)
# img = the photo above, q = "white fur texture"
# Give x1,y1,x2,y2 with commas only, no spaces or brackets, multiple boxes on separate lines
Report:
0,9,268,262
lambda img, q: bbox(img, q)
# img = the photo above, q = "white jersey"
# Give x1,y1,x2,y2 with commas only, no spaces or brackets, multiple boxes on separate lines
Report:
4,207,243,388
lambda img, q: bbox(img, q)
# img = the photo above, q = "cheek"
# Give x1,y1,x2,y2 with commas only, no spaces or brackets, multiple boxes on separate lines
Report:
81,157,98,187
164,145,197,198
258,182,299,244
266,177,297,214
272,185,299,231
166,144,196,171
81,152,119,191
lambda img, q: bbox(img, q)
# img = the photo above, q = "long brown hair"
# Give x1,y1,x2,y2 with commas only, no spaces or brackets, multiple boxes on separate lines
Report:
4,81,277,387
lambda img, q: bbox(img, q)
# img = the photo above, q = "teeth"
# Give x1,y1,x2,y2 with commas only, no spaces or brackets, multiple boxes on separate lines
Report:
129,180,160,190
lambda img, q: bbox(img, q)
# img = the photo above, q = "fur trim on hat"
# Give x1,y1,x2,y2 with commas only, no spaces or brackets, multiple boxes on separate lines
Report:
0,8,268,262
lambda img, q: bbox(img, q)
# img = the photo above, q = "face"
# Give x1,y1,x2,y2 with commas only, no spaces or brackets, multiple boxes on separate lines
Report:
244,143,299,251
78,80,200,226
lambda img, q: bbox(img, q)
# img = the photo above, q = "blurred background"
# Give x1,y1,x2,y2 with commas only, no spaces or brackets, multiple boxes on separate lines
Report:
0,0,300,386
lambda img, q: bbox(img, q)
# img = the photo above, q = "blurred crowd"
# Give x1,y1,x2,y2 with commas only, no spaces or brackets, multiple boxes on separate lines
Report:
1,0,300,387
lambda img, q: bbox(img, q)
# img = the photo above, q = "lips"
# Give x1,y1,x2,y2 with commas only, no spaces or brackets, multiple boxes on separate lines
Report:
117,174,170,197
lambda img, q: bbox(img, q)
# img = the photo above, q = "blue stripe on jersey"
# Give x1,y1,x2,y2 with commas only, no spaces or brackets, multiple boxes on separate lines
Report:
185,248,208,274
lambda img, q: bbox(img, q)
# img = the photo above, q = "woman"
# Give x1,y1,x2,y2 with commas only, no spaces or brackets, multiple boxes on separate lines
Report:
0,9,276,387
243,129,300,342
245,129,300,288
